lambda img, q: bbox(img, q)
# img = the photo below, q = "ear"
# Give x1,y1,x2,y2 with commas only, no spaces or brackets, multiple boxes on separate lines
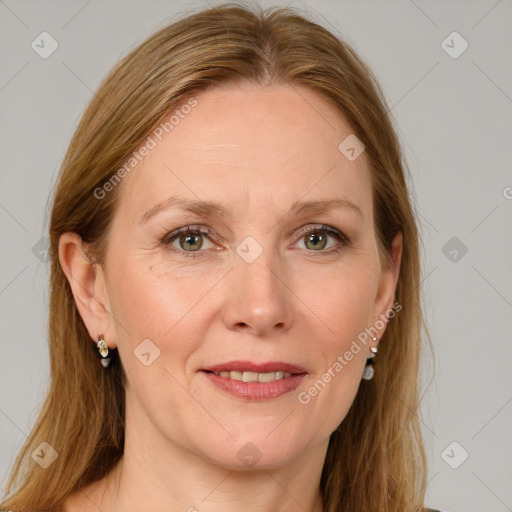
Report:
58,232,116,348
372,230,403,338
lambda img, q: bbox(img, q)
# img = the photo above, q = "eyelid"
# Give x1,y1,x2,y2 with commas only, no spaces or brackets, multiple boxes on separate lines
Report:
161,225,220,246
293,223,348,242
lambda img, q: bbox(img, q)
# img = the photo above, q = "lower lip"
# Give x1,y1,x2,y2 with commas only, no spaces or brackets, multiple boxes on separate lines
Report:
201,371,307,401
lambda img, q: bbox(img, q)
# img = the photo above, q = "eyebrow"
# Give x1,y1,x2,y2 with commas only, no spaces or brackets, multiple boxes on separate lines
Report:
140,196,363,224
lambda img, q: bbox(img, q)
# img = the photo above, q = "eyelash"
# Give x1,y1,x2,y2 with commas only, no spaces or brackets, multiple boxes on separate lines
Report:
160,224,351,259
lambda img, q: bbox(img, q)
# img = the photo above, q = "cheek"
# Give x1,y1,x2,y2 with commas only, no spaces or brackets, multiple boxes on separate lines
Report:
295,264,378,425
105,256,223,363
105,258,208,420
305,261,378,344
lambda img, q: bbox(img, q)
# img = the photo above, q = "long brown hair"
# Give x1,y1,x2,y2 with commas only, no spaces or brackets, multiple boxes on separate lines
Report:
1,3,431,511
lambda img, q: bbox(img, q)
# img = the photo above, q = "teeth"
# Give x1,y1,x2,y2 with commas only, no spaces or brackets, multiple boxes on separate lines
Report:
242,371,259,382
212,370,293,382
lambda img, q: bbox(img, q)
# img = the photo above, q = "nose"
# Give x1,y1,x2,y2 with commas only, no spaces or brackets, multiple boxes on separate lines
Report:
221,247,295,337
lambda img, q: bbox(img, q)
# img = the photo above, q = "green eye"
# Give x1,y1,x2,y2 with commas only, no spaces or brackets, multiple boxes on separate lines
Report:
303,230,328,250
295,225,349,254
162,226,216,258
177,232,204,251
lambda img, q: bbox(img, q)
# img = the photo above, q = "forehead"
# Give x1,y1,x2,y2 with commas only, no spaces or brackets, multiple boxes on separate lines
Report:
117,83,372,221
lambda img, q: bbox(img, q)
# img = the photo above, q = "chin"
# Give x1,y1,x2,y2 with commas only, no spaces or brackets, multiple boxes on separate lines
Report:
193,431,310,472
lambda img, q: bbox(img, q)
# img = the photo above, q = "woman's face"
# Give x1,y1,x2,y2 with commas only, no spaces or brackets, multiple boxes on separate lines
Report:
70,83,401,470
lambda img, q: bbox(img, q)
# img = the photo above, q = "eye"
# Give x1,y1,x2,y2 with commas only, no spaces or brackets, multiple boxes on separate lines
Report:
294,224,349,255
161,225,217,258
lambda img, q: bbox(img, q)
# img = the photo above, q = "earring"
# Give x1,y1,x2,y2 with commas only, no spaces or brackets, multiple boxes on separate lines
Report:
362,336,379,380
96,335,114,368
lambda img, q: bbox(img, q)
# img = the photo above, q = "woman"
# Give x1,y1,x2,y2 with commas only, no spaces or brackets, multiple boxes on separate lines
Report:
1,3,441,511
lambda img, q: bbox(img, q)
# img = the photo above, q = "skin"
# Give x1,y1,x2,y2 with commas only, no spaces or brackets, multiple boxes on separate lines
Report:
59,82,402,512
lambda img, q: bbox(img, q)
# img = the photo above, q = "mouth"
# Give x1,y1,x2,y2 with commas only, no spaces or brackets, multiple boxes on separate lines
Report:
202,369,295,382
200,360,307,379
200,361,308,400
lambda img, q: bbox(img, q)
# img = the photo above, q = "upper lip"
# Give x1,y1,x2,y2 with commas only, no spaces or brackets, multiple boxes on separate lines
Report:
201,360,307,374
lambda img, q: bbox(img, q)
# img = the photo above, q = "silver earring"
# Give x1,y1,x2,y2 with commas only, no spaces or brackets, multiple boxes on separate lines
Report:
96,335,114,368
362,336,379,380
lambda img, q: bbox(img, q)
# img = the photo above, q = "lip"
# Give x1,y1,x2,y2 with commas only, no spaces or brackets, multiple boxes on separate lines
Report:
200,360,308,401
201,371,307,401
201,360,307,374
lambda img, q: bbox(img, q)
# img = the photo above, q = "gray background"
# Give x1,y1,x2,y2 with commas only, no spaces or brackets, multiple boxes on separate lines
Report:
1,1,511,510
